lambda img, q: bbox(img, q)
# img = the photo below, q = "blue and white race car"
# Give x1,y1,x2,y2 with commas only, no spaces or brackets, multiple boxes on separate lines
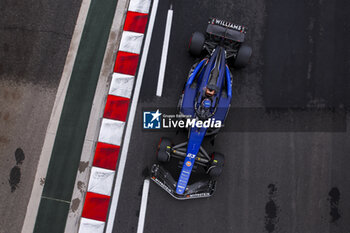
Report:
151,18,252,200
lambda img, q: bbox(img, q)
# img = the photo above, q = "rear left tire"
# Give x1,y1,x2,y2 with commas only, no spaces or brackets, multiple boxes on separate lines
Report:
234,44,252,68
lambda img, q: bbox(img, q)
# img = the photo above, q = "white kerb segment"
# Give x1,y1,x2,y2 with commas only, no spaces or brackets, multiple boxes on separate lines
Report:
87,167,115,196
136,179,150,233
119,31,144,54
104,0,159,232
109,73,135,98
98,119,125,146
156,8,173,97
78,218,105,233
128,0,151,13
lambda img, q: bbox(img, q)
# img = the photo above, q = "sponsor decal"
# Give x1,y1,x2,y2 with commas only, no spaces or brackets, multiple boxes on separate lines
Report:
186,161,192,167
210,18,244,31
187,153,196,159
189,192,211,198
203,99,211,108
153,178,172,194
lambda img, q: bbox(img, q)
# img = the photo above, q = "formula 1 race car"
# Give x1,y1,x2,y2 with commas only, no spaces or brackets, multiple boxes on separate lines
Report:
151,18,252,200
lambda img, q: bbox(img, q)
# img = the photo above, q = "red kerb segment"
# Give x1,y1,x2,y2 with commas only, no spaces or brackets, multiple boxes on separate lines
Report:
93,142,120,170
124,11,149,33
113,51,139,75
103,95,130,121
81,192,110,221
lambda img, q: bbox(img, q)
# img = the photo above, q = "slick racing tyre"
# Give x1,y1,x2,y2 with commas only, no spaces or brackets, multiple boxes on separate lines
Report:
234,44,252,68
156,137,172,162
208,152,225,178
189,32,205,56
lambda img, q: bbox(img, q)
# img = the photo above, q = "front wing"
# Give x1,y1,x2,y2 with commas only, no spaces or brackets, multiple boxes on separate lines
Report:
150,164,216,200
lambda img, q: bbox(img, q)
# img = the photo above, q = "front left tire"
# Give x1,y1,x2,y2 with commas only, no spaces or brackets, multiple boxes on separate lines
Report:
207,152,225,178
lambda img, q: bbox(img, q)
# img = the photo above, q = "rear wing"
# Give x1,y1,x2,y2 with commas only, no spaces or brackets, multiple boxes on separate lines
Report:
206,17,246,42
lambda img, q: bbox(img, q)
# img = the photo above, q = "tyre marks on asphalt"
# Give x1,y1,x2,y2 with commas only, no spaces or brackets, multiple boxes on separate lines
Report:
15,147,25,164
9,147,25,192
262,184,343,231
265,184,279,233
9,166,21,192
328,187,341,223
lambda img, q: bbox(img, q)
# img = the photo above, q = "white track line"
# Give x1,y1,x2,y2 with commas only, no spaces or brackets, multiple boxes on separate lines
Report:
104,0,159,232
156,7,173,97
136,179,150,233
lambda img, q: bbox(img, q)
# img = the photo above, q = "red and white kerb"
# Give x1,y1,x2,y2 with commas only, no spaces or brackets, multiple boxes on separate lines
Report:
78,0,151,232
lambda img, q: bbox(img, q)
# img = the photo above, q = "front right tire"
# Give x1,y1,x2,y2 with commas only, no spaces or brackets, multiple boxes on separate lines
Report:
156,137,172,162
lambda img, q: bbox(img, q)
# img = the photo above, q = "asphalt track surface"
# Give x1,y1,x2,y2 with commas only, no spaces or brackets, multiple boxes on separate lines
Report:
33,0,120,231
0,0,81,232
112,1,350,233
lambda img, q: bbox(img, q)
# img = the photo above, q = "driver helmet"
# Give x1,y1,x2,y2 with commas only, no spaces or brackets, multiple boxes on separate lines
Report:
205,84,218,97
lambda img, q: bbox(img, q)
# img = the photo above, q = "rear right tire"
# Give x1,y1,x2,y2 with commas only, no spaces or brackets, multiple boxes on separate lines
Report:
189,32,205,56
